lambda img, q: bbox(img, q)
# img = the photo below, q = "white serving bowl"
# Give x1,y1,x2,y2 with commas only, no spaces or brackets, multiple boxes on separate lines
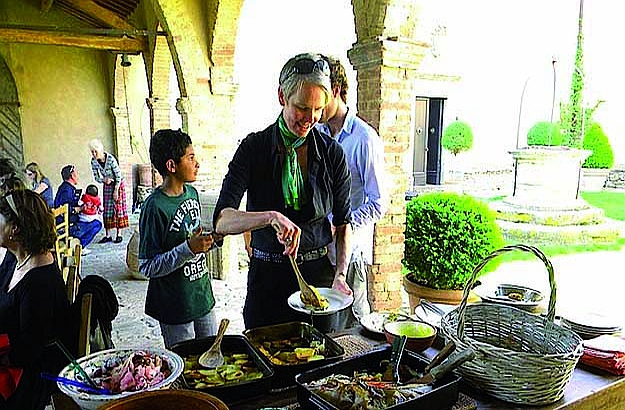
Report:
57,348,183,410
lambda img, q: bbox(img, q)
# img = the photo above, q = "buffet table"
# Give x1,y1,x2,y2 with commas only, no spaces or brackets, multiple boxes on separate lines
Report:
230,326,625,410
54,325,625,410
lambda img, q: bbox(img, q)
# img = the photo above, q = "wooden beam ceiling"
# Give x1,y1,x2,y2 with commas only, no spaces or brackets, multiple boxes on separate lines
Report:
0,27,144,52
60,0,135,30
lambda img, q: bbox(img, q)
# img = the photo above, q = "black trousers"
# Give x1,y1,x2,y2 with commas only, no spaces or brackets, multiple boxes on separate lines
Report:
243,256,344,333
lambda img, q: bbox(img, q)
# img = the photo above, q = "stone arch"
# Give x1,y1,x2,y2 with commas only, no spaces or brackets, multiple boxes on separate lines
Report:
0,55,24,167
149,0,243,191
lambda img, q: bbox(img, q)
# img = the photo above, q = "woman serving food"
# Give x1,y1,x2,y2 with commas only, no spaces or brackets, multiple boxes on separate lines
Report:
213,52,353,330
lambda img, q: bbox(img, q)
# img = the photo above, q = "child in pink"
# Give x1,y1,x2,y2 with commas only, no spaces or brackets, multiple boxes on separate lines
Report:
80,184,103,223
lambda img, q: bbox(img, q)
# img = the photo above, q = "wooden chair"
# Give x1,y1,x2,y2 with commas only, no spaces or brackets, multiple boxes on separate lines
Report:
52,203,71,270
77,293,93,357
60,243,82,289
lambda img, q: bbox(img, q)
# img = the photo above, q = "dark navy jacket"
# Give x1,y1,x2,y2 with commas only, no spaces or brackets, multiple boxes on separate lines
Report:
214,119,352,253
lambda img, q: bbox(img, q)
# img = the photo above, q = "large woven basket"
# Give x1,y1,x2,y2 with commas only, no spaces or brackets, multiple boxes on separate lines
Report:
440,244,583,405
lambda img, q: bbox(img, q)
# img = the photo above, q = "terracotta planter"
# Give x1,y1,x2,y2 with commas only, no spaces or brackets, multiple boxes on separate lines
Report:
402,276,464,313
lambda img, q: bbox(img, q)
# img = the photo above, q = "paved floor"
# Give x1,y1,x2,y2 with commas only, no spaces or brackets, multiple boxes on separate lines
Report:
83,215,625,351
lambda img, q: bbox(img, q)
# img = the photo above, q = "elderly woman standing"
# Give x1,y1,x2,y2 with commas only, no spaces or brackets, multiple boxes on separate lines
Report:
88,139,129,244
0,188,73,409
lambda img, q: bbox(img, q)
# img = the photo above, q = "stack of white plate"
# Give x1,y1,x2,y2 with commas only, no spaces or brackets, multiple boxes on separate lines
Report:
560,312,623,340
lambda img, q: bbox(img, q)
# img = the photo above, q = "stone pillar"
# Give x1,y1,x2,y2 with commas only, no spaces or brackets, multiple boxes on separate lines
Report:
176,92,238,280
348,38,428,311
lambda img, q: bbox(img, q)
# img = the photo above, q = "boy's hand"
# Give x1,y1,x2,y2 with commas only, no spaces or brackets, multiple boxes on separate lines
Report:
188,227,221,254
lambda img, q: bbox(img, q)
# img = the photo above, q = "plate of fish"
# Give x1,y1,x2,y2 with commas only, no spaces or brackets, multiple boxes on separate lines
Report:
288,287,353,315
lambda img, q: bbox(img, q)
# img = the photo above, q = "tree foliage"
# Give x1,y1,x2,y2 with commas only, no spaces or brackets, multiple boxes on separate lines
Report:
442,121,473,155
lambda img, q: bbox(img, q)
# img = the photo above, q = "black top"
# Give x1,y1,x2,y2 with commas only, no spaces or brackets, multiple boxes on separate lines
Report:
214,119,352,252
0,262,72,409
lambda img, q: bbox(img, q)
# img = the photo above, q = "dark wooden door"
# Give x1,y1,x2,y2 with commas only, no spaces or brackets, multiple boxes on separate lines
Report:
0,56,23,168
427,98,444,185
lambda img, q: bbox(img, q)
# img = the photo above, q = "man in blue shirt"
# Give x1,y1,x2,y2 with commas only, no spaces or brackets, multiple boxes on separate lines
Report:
54,164,102,252
317,55,388,328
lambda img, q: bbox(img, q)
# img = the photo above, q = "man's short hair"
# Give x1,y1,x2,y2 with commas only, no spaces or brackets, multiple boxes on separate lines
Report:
324,55,349,104
61,164,75,181
279,53,332,103
149,129,193,177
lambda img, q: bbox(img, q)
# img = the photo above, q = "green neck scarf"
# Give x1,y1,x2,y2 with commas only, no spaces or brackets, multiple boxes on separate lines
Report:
278,115,307,210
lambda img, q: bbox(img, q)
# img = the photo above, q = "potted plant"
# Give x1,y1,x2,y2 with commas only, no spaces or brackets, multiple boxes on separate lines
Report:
441,120,473,183
402,192,504,310
581,121,614,191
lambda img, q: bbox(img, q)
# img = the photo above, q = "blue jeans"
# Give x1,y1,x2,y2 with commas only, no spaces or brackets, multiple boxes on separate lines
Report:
70,220,102,247
159,310,218,349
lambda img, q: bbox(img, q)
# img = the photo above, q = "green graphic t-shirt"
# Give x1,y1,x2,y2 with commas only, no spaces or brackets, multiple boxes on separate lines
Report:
139,184,215,324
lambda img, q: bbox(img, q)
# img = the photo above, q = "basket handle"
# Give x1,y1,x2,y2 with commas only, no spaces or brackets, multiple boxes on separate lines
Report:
456,244,556,339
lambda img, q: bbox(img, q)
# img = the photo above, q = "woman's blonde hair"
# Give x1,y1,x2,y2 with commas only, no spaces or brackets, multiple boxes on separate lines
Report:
25,162,46,182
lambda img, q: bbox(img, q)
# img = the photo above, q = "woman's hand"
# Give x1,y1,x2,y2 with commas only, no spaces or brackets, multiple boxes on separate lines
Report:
332,272,353,296
104,177,113,185
270,213,301,257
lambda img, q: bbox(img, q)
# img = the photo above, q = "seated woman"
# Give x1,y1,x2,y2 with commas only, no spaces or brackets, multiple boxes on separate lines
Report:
24,162,54,209
0,189,73,410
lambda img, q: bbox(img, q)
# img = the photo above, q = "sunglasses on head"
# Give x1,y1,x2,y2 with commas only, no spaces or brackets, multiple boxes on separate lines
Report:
5,193,19,218
282,57,330,83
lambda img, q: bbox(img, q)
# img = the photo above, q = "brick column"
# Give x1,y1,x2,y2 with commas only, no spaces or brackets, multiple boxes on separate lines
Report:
348,38,428,311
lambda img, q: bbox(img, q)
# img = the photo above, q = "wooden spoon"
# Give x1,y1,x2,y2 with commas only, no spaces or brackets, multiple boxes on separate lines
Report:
198,318,229,368
287,255,326,309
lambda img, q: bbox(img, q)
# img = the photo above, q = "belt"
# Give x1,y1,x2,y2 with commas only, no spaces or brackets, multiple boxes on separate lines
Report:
252,247,327,264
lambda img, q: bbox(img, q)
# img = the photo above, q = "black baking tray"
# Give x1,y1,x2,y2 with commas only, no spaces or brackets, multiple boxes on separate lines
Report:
295,345,461,410
243,321,345,389
170,335,273,405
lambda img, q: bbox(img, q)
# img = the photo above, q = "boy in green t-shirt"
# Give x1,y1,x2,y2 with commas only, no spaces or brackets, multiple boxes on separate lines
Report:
139,129,220,348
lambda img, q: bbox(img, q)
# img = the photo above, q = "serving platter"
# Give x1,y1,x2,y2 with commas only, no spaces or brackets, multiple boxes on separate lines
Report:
287,287,353,316
475,283,544,311
359,311,413,335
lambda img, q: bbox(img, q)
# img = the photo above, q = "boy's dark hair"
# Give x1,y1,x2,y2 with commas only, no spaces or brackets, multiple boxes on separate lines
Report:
150,129,193,177
86,184,98,197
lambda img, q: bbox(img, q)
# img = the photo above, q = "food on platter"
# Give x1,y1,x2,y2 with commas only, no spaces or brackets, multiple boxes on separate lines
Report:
257,339,326,366
89,350,172,394
183,353,264,389
301,285,330,310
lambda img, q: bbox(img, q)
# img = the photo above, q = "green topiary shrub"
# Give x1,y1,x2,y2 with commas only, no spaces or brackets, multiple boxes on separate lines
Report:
403,192,504,290
527,121,563,146
582,122,614,169
442,121,473,155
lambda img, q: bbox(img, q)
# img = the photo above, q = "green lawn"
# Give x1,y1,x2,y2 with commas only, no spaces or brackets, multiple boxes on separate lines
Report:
580,191,625,221
484,190,625,261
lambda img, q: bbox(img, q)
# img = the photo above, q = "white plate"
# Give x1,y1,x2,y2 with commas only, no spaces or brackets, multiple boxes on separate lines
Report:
287,287,353,316
359,311,413,335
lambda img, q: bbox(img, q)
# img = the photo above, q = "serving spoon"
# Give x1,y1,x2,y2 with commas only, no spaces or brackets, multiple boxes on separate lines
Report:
287,255,326,309
198,318,229,368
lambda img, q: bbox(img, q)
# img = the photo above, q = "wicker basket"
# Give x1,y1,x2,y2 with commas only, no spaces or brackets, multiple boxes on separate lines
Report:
440,244,583,405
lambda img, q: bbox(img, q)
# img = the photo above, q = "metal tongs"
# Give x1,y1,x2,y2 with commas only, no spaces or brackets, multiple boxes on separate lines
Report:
382,335,407,383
